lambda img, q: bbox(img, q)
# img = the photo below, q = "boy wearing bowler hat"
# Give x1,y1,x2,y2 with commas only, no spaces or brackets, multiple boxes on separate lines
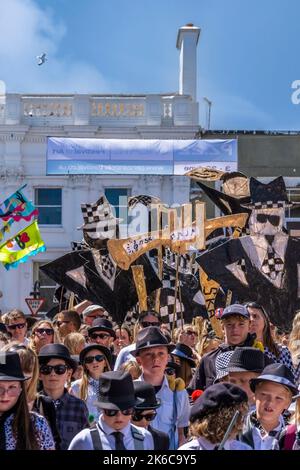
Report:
240,363,298,449
132,381,170,450
227,347,265,408
179,383,251,450
133,326,190,449
38,344,90,450
68,371,154,450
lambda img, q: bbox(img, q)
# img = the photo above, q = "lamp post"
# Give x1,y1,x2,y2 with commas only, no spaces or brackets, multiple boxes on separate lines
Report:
203,97,212,130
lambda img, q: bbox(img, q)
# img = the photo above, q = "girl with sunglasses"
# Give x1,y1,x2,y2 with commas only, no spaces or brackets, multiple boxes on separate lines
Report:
70,344,111,424
0,351,55,450
29,320,57,354
3,343,61,449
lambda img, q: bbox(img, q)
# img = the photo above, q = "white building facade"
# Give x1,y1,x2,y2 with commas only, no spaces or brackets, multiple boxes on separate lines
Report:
0,25,201,313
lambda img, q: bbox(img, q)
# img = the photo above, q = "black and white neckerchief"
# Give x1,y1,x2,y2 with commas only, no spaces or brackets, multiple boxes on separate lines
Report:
250,412,281,438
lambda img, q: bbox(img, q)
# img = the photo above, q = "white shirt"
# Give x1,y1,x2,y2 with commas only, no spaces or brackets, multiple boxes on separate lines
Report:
114,343,136,370
70,377,101,423
68,414,154,450
179,436,252,451
136,374,190,449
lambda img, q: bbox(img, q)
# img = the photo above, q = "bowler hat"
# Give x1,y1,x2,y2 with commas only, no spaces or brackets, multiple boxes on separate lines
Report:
0,352,28,381
227,347,265,373
190,382,248,423
132,326,174,356
79,344,112,368
88,318,116,339
250,363,298,395
171,343,196,368
133,381,161,409
38,343,77,370
221,304,250,320
95,371,143,411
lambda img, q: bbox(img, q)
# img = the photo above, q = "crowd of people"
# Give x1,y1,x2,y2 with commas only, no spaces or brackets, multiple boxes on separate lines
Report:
0,301,300,451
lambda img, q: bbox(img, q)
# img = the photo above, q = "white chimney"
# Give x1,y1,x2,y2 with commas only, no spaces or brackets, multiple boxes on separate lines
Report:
176,24,200,101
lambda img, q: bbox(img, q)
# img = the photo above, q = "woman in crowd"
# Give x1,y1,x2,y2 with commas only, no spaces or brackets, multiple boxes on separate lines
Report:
0,351,55,450
3,343,61,449
289,311,300,384
246,302,295,375
112,324,132,356
70,344,111,423
29,320,56,354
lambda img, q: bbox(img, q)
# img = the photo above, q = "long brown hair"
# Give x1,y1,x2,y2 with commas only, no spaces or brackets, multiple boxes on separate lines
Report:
12,382,40,450
245,302,280,357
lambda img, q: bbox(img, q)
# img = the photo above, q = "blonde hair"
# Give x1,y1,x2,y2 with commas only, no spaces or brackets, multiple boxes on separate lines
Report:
79,349,111,401
288,311,300,367
120,360,142,380
190,402,248,444
2,343,39,403
173,324,198,343
63,332,86,355
28,320,59,352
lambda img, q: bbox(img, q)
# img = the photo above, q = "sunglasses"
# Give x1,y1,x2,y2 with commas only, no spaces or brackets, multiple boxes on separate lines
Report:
90,333,111,340
132,411,157,422
256,214,280,226
84,354,105,364
7,322,26,330
56,320,70,327
35,328,54,336
185,330,198,336
0,385,22,398
141,321,160,328
103,408,134,417
40,364,69,375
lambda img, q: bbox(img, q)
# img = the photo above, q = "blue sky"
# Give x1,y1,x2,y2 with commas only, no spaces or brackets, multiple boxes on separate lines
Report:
0,0,299,130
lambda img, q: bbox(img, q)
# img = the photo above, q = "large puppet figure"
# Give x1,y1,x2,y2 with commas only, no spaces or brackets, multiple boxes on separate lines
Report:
196,176,300,331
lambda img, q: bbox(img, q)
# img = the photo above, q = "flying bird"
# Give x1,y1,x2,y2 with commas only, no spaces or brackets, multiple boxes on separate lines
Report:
36,53,47,66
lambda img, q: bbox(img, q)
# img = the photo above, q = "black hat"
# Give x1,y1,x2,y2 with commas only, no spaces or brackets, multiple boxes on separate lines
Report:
95,371,143,411
38,343,77,370
88,318,116,339
227,347,265,374
171,343,196,368
0,322,7,335
132,326,174,356
190,382,248,423
79,344,112,368
221,304,250,320
133,381,161,409
244,176,293,210
250,363,298,395
0,352,28,381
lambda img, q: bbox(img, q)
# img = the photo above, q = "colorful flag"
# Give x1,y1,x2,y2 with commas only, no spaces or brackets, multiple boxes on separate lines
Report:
0,220,46,270
0,185,38,221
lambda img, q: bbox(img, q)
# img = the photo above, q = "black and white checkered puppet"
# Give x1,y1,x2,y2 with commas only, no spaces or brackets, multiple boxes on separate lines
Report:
196,176,300,331
78,195,122,248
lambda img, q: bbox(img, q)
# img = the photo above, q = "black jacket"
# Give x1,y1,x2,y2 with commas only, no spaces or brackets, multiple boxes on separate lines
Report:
148,425,170,450
187,333,272,392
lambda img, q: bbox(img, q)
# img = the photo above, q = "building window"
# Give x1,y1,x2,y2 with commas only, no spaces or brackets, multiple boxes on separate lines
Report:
286,188,300,219
35,188,62,225
105,188,131,237
33,262,57,313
